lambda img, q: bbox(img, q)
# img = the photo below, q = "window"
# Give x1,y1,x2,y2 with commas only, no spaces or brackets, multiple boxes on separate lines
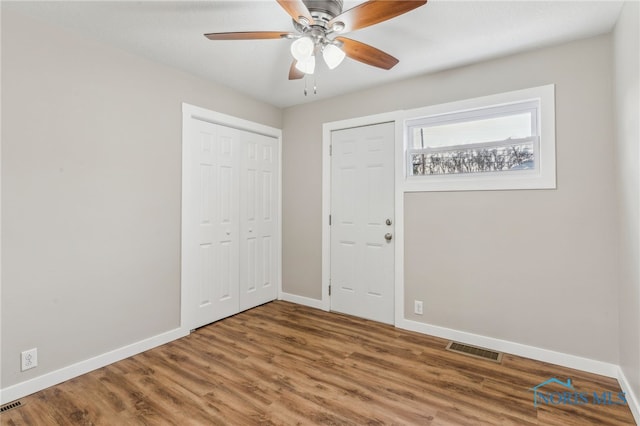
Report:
403,85,555,192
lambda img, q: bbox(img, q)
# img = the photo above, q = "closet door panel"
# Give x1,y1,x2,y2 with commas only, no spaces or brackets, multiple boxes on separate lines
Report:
211,126,241,322
192,124,217,328
188,121,240,329
240,132,279,310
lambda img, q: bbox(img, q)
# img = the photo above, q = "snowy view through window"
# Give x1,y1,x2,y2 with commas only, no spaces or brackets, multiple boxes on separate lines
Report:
408,105,538,176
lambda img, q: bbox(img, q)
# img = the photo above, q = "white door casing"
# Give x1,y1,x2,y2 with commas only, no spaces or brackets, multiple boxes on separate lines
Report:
330,122,395,324
182,104,281,331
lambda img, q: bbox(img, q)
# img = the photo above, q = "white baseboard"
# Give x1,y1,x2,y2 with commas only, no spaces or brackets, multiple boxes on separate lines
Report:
618,366,640,425
397,318,619,378
0,327,188,405
279,292,327,310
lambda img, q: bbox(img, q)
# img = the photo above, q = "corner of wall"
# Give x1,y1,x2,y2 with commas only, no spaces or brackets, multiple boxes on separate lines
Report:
613,3,640,425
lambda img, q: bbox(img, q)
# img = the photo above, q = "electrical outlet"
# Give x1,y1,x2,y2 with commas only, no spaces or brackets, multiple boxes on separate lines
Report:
21,348,38,371
414,300,423,315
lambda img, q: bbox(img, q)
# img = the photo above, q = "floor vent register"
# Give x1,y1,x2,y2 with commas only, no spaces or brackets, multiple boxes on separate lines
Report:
446,341,503,363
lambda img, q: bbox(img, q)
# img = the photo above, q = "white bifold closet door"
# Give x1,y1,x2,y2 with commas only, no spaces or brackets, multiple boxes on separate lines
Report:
185,118,279,330
238,128,278,311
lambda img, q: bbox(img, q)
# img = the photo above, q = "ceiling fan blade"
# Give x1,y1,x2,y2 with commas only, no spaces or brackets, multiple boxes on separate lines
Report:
329,0,427,34
276,0,315,25
289,60,305,80
204,31,292,40
336,37,399,70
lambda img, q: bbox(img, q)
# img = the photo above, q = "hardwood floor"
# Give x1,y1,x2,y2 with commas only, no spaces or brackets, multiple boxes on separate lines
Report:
2,301,635,425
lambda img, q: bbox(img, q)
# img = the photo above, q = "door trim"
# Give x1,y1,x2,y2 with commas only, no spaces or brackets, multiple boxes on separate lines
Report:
181,103,283,333
321,111,404,324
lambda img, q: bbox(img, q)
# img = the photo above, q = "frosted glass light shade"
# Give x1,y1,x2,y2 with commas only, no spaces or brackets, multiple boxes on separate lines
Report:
290,37,314,61
322,44,346,70
295,55,316,74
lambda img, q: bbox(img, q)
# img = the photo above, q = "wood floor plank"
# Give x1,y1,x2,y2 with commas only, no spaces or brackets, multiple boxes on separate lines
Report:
1,301,635,425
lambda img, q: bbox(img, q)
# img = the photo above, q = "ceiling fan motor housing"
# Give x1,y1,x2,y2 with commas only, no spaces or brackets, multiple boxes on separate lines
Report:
299,0,344,29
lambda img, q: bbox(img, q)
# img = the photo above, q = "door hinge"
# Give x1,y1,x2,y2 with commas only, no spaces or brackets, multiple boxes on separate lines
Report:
328,284,331,296
329,214,332,226
329,144,332,156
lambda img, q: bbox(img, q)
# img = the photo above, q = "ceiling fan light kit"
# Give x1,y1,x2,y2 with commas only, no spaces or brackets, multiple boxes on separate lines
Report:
204,0,427,90
289,29,345,75
295,55,316,74
290,36,315,62
322,43,346,70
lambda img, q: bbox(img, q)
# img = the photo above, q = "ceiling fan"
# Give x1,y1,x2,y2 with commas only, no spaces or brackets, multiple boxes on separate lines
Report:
204,0,428,80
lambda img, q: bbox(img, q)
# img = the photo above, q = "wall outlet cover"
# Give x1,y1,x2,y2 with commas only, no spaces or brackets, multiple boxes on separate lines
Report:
414,300,423,315
21,348,38,371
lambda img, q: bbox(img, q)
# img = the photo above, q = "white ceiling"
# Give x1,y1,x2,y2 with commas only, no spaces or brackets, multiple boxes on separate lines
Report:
4,1,624,108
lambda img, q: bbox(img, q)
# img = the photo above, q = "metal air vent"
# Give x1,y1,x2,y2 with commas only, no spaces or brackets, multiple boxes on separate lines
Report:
446,341,503,363
0,400,24,413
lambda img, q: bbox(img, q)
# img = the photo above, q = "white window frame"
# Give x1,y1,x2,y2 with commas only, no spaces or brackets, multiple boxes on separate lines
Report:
401,84,556,192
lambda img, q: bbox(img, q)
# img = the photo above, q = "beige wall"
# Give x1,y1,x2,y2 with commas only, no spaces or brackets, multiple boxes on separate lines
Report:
1,9,281,388
283,34,620,362
614,0,640,400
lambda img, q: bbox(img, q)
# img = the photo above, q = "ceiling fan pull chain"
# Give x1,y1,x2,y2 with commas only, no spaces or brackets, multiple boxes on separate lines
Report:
304,75,308,96
314,75,317,95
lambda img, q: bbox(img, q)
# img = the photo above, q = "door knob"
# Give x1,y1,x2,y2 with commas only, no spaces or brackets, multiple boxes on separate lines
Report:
386,219,392,226
385,233,393,241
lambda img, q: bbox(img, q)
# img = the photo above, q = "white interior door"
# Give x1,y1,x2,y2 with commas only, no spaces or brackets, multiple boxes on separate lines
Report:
330,122,395,324
188,120,241,328
239,131,279,310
